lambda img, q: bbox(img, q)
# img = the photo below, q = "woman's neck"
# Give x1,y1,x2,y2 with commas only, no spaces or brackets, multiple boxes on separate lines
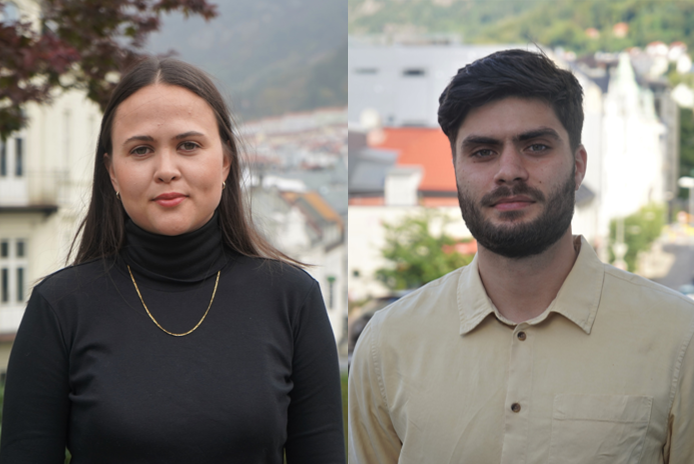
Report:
121,212,228,283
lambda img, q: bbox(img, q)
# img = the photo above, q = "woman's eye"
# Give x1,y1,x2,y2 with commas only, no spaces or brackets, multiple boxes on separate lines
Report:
132,146,151,156
180,141,199,151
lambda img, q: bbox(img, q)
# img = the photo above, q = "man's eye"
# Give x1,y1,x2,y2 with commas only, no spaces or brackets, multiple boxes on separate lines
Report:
473,149,494,158
528,144,549,152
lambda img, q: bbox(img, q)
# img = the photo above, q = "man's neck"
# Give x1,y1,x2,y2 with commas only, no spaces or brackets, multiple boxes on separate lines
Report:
476,230,580,324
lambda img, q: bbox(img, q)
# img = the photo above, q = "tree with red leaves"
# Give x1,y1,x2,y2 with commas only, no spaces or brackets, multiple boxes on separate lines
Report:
0,0,217,139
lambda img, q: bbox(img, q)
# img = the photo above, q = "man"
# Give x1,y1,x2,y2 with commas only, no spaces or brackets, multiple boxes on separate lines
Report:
349,49,694,463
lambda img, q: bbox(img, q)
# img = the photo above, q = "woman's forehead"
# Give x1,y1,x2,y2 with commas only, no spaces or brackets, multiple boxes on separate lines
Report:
112,84,217,140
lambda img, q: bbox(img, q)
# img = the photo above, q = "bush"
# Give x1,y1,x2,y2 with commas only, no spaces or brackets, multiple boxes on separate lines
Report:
608,203,665,272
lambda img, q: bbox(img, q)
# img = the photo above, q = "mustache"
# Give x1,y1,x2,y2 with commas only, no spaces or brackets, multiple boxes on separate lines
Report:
480,183,546,207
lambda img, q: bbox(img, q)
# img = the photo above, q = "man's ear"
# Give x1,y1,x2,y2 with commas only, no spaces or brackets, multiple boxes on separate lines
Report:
104,153,120,193
574,145,587,190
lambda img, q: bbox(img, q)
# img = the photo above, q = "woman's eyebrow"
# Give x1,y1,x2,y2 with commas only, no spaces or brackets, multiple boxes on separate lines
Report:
123,135,154,146
175,131,205,140
122,132,205,147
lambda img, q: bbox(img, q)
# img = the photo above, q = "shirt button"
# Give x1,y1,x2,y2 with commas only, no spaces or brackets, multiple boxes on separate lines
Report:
511,403,521,413
517,331,527,341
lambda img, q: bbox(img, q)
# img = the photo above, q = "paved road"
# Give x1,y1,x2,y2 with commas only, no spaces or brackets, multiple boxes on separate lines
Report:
651,243,694,291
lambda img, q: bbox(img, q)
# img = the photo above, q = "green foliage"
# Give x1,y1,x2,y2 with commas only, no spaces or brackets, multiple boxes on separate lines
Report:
376,212,474,290
608,203,665,272
349,0,694,56
680,108,694,199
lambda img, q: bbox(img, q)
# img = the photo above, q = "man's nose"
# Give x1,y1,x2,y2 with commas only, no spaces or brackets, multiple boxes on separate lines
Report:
493,145,529,185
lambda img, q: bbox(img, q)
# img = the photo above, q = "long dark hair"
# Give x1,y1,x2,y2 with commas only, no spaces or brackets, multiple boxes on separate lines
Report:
71,57,301,266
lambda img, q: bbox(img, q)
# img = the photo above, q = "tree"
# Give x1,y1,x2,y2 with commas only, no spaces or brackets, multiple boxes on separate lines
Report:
608,203,665,272
680,107,694,199
376,211,475,291
0,0,217,140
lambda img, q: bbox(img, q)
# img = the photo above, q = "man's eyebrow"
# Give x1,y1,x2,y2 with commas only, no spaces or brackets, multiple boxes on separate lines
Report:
461,135,502,150
515,128,561,142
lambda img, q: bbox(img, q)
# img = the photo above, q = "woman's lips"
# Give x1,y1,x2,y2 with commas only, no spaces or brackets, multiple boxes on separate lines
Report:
153,193,186,207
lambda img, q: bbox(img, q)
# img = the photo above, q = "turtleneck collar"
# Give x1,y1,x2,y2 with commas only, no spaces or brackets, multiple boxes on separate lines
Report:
121,211,228,284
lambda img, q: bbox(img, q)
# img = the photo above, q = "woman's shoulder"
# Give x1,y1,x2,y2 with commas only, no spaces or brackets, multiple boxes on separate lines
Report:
228,254,318,292
34,258,115,302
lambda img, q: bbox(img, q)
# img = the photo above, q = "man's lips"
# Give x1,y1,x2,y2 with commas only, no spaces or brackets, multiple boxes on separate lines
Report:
491,196,535,211
153,192,186,207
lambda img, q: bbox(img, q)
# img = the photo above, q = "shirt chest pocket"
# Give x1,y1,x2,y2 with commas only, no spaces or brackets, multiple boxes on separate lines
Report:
547,394,653,464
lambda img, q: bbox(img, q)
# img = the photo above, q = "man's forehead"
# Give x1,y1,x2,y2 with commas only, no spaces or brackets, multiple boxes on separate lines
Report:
455,96,567,144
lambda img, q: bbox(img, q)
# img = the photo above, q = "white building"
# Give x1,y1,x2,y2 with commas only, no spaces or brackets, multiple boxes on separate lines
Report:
251,187,347,349
348,42,538,127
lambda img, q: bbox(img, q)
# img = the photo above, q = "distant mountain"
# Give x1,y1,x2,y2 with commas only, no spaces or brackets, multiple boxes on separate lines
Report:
348,0,545,40
146,0,346,121
349,0,694,55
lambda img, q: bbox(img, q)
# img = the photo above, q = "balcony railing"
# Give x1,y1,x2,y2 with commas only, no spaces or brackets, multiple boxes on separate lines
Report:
0,170,69,208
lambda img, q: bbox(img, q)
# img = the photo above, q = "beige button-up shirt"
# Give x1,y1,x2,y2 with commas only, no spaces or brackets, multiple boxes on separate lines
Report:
349,236,694,463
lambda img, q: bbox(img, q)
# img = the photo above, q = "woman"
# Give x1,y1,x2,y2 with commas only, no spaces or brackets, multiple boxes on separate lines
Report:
0,58,345,463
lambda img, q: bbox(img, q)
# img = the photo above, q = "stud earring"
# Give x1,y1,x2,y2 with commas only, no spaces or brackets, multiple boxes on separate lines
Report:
222,181,226,190
116,191,121,200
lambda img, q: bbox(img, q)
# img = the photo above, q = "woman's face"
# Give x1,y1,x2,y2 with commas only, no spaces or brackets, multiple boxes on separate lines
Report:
107,84,231,236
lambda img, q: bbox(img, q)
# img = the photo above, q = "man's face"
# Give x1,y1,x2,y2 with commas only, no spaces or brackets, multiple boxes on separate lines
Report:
454,97,587,258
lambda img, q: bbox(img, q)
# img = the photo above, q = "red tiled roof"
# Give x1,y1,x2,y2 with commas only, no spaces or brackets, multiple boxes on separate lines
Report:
371,127,457,193
349,196,385,206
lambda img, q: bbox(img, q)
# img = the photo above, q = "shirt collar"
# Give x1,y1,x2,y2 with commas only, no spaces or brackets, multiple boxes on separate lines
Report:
458,235,605,336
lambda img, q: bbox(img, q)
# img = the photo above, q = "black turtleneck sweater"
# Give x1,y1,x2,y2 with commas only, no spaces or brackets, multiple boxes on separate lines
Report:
0,215,345,463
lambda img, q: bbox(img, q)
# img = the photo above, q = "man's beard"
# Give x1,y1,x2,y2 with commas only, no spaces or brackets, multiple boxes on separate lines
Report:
457,169,576,259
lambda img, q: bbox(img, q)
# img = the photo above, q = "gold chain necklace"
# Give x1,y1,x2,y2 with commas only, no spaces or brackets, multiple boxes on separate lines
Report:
127,265,221,337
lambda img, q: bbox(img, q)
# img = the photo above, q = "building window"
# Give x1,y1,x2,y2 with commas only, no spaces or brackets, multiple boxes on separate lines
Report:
402,68,426,77
1,269,7,303
15,137,23,177
16,268,24,302
327,275,336,309
0,238,28,305
0,140,6,177
355,68,378,75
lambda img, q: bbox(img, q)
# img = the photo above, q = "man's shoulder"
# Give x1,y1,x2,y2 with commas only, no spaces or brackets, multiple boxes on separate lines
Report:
368,264,470,334
602,262,694,319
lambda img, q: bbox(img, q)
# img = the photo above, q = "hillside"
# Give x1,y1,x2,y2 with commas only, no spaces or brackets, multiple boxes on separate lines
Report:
147,0,347,121
349,0,694,54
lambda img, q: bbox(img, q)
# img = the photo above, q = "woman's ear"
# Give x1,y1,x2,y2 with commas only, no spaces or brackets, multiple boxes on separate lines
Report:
222,142,232,180
104,153,120,193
